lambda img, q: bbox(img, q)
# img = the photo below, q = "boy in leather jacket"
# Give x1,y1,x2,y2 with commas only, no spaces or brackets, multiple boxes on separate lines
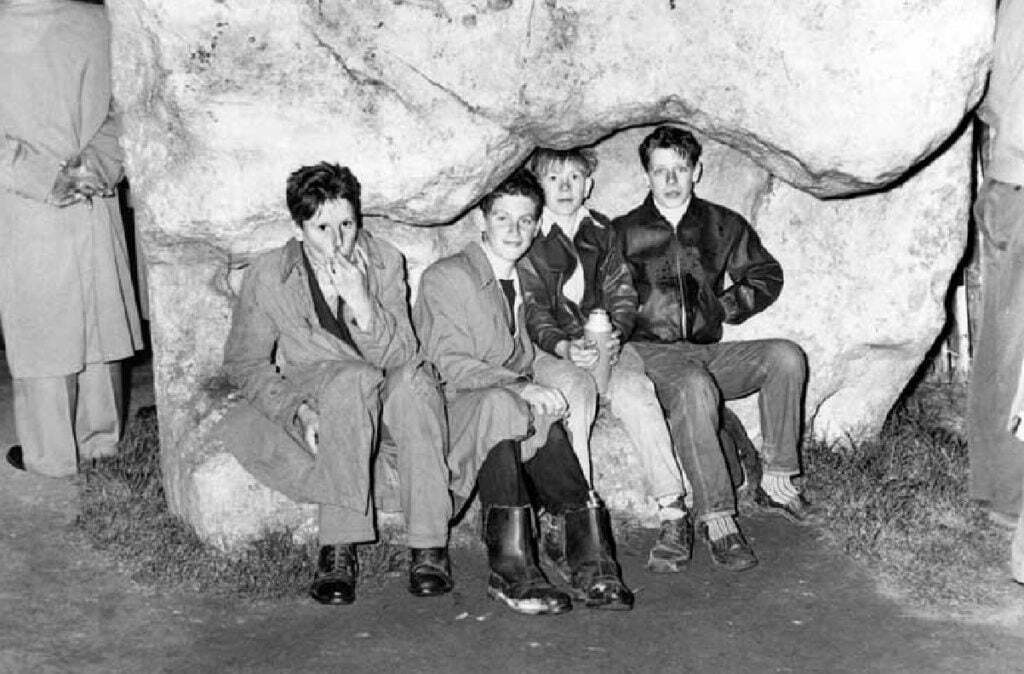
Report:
613,126,810,572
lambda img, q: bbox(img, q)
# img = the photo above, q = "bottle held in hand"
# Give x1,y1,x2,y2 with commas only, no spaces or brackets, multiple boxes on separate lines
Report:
583,308,613,395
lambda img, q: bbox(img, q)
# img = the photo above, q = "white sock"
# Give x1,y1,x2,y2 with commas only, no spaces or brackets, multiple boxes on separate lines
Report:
704,515,738,541
656,493,686,521
760,471,800,504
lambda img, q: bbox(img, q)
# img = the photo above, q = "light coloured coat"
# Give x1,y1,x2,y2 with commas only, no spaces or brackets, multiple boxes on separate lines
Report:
414,241,558,498
0,0,141,377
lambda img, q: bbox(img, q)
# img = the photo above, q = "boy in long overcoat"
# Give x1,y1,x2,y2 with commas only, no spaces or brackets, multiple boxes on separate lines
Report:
222,163,452,605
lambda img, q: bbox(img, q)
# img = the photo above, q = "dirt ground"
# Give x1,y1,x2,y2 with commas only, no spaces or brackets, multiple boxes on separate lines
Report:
1,358,1023,674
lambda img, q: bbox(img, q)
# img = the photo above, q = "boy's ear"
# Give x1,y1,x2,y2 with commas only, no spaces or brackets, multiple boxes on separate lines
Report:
584,176,595,201
693,160,704,184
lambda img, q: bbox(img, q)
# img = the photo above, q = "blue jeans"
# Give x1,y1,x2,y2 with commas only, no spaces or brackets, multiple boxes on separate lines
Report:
632,339,806,520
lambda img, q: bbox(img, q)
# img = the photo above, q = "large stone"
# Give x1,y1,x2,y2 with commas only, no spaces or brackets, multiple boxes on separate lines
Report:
107,0,991,229
105,0,990,547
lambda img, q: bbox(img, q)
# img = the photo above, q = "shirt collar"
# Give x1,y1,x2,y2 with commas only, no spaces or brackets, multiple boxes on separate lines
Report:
540,206,590,239
652,196,692,228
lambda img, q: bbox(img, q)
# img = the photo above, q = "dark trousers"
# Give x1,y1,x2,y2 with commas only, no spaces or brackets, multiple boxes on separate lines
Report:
477,421,589,514
633,338,806,520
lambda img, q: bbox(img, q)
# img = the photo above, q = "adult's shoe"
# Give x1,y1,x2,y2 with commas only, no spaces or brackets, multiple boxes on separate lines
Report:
6,446,24,471
647,505,693,573
484,505,572,616
408,547,453,597
700,523,758,572
563,503,635,610
753,486,812,524
309,543,357,605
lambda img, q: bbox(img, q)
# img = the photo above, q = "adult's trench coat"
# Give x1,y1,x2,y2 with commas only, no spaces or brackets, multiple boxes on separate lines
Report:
414,241,560,498
218,235,426,512
0,0,142,377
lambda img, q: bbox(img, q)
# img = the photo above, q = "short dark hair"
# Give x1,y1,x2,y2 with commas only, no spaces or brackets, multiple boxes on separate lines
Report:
638,126,702,170
479,168,544,218
285,162,361,227
526,147,598,179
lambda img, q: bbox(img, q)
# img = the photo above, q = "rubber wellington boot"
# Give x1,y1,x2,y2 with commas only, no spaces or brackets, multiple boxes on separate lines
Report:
563,501,635,610
484,505,573,616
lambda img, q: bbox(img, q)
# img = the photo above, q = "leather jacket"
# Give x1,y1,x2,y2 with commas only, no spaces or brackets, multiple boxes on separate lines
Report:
612,195,783,344
517,210,638,355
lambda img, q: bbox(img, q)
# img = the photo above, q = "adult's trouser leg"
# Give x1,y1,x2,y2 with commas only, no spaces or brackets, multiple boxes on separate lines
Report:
631,342,734,521
12,361,124,476
531,349,597,484
968,179,1024,516
318,504,375,546
12,373,78,477
381,362,452,549
76,361,123,461
606,345,684,501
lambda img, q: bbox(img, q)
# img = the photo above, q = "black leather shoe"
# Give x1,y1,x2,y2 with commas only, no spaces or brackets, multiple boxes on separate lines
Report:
309,544,357,605
754,486,812,524
409,547,453,597
700,523,758,572
6,446,24,471
647,510,693,573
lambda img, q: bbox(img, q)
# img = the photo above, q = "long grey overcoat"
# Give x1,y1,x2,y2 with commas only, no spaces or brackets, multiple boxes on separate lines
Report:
0,1,141,377
218,234,431,512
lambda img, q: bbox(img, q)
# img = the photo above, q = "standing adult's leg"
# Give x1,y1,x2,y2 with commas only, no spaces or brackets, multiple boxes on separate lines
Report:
968,179,1024,517
12,374,78,476
76,361,124,461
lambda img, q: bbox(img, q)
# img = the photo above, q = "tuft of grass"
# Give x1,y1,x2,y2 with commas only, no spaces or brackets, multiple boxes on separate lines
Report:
75,407,406,599
805,381,1016,609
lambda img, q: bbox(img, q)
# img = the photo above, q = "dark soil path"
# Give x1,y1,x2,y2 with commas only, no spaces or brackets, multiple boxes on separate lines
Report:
1,357,1022,673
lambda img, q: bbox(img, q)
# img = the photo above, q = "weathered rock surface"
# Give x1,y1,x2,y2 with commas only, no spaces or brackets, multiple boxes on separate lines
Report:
107,0,991,231
105,0,988,548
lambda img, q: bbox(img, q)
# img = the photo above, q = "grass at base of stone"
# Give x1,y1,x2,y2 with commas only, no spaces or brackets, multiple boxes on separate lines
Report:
74,408,406,600
804,381,1018,611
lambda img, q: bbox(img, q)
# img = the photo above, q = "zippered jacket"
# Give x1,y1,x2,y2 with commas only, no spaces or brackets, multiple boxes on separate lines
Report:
612,194,782,344
517,210,638,355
